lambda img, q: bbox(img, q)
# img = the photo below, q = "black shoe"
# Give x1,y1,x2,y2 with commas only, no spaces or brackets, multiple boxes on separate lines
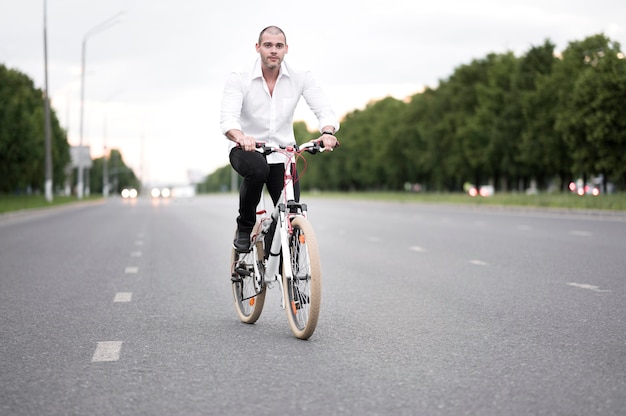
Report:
233,231,251,252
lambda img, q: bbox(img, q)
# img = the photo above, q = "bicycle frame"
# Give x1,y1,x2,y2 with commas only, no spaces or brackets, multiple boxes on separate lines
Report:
250,143,314,308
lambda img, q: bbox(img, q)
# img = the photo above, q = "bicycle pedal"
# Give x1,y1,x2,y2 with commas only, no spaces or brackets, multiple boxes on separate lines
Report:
235,267,252,276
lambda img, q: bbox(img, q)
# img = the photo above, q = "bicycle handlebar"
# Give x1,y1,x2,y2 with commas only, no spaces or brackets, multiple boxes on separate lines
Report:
251,139,339,155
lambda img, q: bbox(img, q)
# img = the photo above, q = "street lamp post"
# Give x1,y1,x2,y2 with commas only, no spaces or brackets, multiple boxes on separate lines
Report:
43,0,53,202
103,115,109,197
77,11,124,199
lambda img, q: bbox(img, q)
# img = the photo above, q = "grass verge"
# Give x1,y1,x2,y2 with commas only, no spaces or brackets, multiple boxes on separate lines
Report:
303,191,626,212
0,195,103,215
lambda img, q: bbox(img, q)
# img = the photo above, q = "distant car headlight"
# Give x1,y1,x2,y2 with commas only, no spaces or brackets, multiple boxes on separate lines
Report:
122,188,138,198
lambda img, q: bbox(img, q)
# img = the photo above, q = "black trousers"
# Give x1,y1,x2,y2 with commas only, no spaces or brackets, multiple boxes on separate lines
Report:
229,147,300,233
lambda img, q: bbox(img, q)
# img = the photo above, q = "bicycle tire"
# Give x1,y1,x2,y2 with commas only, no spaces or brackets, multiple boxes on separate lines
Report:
231,230,266,324
283,216,321,340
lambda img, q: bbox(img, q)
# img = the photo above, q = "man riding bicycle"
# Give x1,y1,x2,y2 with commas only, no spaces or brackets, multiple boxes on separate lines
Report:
220,25,340,252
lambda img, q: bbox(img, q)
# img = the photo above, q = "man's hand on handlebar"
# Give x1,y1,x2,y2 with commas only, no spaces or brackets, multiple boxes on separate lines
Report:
314,133,339,150
236,135,257,152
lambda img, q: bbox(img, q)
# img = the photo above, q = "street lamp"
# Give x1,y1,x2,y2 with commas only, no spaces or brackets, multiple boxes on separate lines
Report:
77,11,124,199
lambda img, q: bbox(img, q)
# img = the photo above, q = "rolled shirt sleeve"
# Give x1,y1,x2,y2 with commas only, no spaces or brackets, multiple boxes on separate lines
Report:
220,71,245,135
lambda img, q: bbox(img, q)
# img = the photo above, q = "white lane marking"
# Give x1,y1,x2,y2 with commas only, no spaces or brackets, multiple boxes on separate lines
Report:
91,341,122,362
570,230,592,237
134,240,144,246
125,267,138,274
410,246,426,253
130,251,142,257
567,282,610,292
113,292,132,302
469,260,488,266
367,236,381,243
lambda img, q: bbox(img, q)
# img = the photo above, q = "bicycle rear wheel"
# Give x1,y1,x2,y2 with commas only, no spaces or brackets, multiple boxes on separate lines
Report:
283,216,321,340
231,232,266,324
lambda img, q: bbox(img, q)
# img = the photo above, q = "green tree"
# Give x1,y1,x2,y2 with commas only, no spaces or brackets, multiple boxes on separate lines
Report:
518,40,569,190
0,64,70,193
204,165,231,192
473,52,523,191
569,40,626,189
442,58,491,189
102,149,140,194
555,34,621,183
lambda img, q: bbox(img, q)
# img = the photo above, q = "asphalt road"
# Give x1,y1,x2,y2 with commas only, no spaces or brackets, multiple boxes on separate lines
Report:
1,195,625,416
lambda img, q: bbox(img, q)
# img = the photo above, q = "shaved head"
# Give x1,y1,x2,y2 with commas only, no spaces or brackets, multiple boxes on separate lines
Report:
258,26,287,44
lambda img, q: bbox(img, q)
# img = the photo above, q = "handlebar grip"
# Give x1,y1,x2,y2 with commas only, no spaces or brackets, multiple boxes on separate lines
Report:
318,139,340,149
318,139,340,148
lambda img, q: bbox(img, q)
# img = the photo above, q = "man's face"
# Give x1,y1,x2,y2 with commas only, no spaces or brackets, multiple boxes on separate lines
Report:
256,32,288,70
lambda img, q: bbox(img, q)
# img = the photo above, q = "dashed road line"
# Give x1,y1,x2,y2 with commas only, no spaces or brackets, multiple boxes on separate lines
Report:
409,246,426,252
113,292,133,302
569,230,592,237
91,234,145,363
91,341,122,362
567,282,610,292
469,259,489,266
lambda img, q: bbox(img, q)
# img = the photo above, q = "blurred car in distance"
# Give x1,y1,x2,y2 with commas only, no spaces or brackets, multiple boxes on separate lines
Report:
465,183,494,197
151,187,171,198
121,188,138,199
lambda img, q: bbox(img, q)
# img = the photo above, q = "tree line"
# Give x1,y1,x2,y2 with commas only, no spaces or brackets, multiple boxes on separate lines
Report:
0,64,139,195
202,34,625,194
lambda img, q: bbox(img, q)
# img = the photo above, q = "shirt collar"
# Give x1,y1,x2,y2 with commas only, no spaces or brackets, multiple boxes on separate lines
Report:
252,58,290,80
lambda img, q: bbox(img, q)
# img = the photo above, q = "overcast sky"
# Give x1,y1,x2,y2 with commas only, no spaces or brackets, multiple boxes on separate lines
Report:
1,0,624,185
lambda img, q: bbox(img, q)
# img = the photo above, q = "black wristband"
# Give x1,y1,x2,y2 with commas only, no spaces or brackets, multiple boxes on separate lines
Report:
322,131,334,135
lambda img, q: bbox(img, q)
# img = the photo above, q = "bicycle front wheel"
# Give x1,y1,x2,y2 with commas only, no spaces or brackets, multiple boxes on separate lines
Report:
283,216,321,340
231,234,266,324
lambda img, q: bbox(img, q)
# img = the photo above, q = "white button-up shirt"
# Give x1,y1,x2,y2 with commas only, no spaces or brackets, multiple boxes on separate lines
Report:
220,58,340,164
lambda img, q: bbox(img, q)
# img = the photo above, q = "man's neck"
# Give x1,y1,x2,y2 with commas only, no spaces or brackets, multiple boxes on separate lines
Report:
262,65,280,82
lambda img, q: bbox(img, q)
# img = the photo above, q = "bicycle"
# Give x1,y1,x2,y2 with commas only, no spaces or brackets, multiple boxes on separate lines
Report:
229,140,333,340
